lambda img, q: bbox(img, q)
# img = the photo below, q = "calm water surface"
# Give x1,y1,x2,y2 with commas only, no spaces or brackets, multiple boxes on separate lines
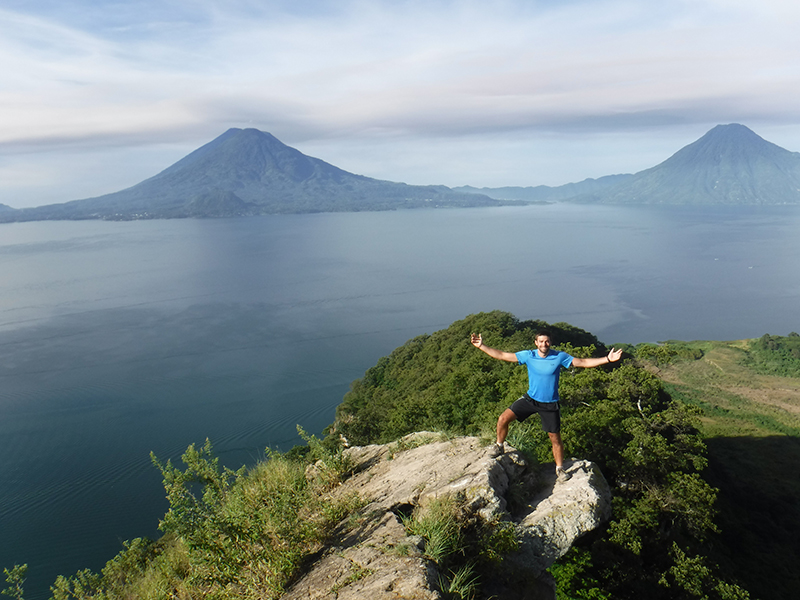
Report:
2,204,799,598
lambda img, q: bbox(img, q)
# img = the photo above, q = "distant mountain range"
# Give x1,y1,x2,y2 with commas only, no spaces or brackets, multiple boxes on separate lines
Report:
453,174,633,202
462,124,800,205
3,123,800,222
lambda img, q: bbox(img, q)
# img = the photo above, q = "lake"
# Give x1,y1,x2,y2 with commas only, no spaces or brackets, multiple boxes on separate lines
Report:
2,204,800,598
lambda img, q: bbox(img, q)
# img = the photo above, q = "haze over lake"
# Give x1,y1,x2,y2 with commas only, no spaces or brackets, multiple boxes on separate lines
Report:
3,204,800,598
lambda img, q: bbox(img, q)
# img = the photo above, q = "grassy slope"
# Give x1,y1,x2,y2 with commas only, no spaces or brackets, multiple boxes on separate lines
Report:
650,341,800,600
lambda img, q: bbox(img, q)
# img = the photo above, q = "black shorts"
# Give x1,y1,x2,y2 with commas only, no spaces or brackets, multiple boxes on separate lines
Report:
509,394,561,433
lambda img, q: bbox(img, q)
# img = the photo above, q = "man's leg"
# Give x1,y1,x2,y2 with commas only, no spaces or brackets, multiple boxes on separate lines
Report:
549,432,572,482
489,409,517,457
497,408,517,444
548,431,564,468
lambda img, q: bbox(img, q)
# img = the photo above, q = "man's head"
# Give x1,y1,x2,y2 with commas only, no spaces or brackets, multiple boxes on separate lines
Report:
535,330,552,356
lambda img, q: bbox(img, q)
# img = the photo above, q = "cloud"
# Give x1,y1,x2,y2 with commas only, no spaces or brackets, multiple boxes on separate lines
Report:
2,0,800,206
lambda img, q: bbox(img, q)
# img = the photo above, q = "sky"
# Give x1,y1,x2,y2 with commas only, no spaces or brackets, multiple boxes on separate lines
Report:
2,0,800,208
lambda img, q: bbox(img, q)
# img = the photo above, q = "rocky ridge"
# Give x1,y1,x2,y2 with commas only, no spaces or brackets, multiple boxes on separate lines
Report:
281,433,612,600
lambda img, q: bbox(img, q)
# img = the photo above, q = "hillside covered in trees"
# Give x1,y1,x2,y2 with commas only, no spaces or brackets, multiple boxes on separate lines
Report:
326,311,749,599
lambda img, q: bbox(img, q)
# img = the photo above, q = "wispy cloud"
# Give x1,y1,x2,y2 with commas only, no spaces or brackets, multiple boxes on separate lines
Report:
2,0,800,206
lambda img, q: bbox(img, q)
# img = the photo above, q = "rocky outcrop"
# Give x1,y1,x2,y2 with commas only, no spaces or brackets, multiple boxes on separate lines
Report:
508,459,612,576
281,433,612,600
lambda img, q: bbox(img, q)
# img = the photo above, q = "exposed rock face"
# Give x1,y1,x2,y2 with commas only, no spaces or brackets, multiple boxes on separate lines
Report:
509,460,612,576
281,433,612,600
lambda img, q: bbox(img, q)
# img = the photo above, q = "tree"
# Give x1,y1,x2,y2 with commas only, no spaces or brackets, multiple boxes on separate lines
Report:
1,565,27,600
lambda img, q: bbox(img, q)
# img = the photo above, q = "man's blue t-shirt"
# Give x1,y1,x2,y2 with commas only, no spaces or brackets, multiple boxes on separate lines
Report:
515,349,574,403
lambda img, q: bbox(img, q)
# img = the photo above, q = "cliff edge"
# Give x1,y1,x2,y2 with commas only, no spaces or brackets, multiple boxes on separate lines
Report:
281,433,612,600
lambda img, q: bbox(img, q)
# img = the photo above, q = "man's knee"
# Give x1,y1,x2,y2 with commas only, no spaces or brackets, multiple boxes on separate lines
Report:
498,409,517,426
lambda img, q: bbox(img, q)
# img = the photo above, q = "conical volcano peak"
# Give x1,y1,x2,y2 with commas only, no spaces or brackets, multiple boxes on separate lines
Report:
705,123,759,139
589,123,800,205
691,123,775,151
666,123,792,167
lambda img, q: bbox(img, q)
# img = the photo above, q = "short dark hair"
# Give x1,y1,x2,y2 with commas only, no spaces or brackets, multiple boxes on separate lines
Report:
535,329,552,340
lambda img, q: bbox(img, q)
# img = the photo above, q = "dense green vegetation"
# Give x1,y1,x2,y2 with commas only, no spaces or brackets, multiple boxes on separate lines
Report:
743,332,800,377
328,311,750,599
633,341,704,367
2,432,362,600
328,311,601,445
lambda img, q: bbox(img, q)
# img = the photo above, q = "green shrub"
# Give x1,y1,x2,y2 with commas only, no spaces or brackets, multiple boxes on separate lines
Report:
634,343,703,367
744,333,800,377
1,565,27,600
47,439,362,600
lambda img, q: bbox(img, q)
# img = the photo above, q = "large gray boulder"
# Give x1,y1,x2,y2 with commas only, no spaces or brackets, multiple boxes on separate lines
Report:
510,459,612,576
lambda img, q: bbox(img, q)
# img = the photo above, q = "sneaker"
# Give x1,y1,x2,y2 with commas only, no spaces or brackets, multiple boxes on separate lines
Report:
488,443,504,458
556,467,572,482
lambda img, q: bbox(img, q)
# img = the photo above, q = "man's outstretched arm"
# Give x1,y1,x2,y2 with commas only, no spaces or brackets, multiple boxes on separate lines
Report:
470,333,518,362
571,347,623,368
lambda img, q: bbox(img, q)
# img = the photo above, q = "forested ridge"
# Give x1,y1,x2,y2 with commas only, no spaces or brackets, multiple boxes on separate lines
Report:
327,311,750,599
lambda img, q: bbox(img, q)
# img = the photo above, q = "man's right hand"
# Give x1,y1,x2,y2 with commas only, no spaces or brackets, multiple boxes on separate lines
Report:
471,334,517,362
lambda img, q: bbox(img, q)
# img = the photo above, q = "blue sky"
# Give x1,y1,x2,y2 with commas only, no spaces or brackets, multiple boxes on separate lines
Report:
2,0,800,208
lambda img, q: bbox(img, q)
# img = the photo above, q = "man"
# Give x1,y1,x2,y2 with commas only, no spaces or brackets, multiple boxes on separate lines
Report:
471,330,622,482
